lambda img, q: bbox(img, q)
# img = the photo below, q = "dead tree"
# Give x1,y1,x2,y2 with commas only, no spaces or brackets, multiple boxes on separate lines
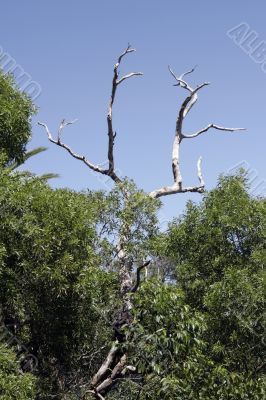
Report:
38,45,244,398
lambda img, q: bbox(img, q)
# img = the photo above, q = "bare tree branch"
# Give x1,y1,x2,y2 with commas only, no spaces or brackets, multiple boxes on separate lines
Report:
117,72,143,85
197,156,205,187
181,82,210,119
149,183,204,199
131,260,151,293
90,343,119,387
39,44,143,185
107,44,143,181
170,82,208,191
95,354,127,394
168,65,196,92
182,123,246,139
149,66,245,199
117,44,135,63
168,65,209,119
38,121,106,174
57,118,78,141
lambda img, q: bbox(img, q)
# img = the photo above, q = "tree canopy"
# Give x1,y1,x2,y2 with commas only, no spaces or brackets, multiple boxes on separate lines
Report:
1,159,265,398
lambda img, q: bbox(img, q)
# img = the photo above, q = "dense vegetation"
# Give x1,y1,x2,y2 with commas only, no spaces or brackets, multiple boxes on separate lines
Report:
0,70,265,399
0,70,36,166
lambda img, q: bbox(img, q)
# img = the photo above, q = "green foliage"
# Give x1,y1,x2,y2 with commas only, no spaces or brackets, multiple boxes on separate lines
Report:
0,164,118,398
119,276,265,399
92,179,160,268
0,70,36,165
1,147,265,400
0,343,36,400
7,146,59,181
126,281,210,399
153,173,266,398
7,147,48,171
166,173,265,307
0,161,160,398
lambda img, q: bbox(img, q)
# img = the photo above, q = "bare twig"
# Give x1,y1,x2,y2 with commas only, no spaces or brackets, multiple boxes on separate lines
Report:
117,72,143,85
182,123,246,139
38,121,105,174
168,65,197,91
57,118,78,141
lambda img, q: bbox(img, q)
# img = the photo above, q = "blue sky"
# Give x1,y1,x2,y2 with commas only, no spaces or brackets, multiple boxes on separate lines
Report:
1,1,265,223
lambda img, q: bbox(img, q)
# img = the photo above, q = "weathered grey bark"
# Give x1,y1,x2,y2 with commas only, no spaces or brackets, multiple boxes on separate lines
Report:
39,46,244,399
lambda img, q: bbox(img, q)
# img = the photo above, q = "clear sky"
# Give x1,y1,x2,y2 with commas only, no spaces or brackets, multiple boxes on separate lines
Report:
1,1,265,224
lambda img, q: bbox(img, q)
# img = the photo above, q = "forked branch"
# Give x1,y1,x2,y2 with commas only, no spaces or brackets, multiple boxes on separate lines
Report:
149,66,245,198
39,44,143,184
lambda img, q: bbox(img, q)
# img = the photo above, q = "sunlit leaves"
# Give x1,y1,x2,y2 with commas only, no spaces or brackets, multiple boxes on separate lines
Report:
0,343,36,399
0,71,36,165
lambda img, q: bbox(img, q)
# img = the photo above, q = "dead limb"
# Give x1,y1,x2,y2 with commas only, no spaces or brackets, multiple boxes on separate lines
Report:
38,44,143,184
149,66,245,198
